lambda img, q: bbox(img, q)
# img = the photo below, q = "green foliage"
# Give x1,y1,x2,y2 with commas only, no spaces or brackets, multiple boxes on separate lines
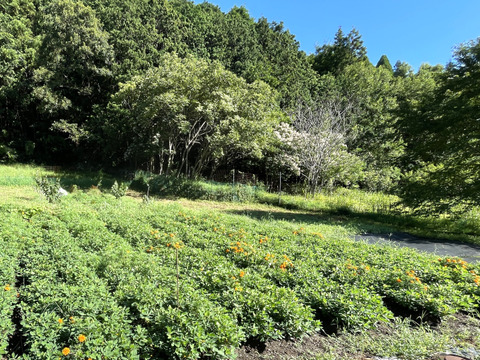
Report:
33,0,114,150
35,176,61,202
399,39,480,213
312,28,367,76
130,171,260,202
110,180,128,199
337,60,405,191
105,53,282,176
376,54,393,73
86,0,183,80
1,173,480,359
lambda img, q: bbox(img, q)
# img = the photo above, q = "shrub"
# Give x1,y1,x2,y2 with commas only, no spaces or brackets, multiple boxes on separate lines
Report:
35,176,61,203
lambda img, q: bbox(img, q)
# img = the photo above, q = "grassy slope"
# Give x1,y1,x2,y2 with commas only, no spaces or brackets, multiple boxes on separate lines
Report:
1,164,479,359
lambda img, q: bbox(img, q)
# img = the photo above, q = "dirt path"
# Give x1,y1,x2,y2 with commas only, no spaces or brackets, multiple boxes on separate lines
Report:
355,232,480,264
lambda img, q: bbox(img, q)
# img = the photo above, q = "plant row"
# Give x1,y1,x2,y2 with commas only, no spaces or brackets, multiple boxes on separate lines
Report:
1,191,479,359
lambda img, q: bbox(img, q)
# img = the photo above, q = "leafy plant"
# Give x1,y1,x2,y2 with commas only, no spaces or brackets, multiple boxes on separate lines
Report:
111,180,128,199
35,176,61,202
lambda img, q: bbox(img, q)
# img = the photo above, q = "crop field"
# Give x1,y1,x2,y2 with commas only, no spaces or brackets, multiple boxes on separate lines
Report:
1,165,480,359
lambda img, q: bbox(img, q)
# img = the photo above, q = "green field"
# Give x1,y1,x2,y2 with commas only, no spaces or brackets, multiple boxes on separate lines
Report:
1,165,480,359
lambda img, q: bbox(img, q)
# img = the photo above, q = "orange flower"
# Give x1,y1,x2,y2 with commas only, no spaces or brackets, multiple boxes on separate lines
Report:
4,284,11,291
78,334,86,343
58,318,64,324
396,278,402,283
62,347,70,356
239,271,245,278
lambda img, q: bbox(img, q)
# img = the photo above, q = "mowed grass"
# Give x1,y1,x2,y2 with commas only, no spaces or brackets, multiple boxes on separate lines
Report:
1,164,480,359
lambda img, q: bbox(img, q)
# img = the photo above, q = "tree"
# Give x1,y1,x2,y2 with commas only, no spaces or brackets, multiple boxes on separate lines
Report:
32,0,114,160
399,39,480,212
393,60,414,78
273,99,363,194
311,27,367,76
376,54,393,73
88,0,184,80
0,0,38,161
337,61,405,191
103,53,282,176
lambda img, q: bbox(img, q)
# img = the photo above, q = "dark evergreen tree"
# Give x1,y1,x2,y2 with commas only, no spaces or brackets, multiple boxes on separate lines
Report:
376,54,393,73
393,60,414,77
311,27,367,76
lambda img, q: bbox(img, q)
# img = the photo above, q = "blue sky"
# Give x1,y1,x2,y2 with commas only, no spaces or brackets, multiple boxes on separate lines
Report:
193,0,480,71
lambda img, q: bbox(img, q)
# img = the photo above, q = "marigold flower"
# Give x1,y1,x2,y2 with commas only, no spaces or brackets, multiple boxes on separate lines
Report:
58,318,64,324
62,347,70,356
239,271,245,278
78,334,86,343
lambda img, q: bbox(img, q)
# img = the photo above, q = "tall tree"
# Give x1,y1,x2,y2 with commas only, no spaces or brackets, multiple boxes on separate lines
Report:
32,0,114,159
399,39,480,212
274,99,363,194
311,27,367,76
337,61,405,191
103,53,282,176
376,54,393,73
0,0,39,161
393,60,414,78
87,0,183,81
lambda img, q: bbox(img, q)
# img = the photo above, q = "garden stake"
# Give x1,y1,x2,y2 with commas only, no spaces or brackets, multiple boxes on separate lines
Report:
176,246,180,309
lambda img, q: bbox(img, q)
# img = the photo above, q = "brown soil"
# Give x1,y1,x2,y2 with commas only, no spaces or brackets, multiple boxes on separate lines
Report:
234,314,480,360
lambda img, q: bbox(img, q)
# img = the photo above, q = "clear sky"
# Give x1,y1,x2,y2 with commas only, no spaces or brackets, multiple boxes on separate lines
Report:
193,0,480,71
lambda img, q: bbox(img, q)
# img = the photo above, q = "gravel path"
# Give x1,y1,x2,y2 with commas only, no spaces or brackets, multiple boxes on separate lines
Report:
354,232,480,264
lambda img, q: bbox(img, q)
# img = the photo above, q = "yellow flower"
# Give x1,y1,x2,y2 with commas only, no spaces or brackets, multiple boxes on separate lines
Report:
78,334,86,343
4,284,11,291
62,347,70,356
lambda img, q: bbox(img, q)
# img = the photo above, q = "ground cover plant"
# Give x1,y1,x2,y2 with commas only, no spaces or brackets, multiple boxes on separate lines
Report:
0,165,480,359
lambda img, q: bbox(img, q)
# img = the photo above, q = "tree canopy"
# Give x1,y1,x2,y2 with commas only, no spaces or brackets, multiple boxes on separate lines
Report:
103,53,283,176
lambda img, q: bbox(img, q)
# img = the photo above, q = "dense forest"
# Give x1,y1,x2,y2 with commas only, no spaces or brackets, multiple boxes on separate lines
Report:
0,0,479,213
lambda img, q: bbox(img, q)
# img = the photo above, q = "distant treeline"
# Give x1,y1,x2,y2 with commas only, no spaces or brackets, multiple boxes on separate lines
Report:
0,0,479,212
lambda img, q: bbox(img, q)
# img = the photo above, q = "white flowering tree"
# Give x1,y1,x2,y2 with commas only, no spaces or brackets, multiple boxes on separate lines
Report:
274,99,363,194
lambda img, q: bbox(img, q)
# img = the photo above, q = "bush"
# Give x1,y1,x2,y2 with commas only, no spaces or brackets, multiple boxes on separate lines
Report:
111,180,128,199
35,176,61,203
